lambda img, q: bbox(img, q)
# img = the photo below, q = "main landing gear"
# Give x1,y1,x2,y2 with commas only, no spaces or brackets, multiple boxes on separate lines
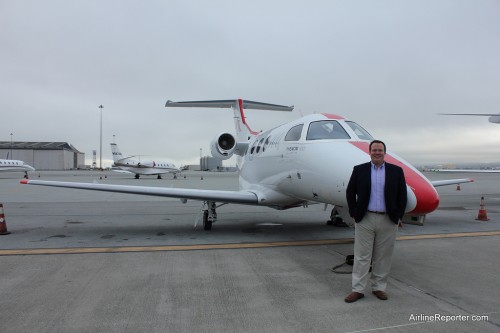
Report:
196,201,225,230
202,201,217,230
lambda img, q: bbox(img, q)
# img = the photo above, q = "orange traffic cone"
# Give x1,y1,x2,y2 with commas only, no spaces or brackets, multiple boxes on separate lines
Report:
476,196,490,221
0,203,10,235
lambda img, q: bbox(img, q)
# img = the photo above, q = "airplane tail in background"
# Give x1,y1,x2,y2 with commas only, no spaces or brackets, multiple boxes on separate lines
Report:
110,143,123,162
165,99,294,141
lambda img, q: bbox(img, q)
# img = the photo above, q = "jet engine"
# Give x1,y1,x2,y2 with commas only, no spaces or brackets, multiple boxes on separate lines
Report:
210,132,236,160
137,161,156,168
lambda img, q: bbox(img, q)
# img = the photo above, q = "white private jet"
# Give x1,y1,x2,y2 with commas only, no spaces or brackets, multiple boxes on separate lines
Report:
110,143,179,179
438,112,500,173
21,99,472,230
439,113,500,123
0,158,35,177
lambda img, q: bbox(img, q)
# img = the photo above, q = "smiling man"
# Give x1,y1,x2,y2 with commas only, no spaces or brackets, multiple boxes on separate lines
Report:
344,140,407,303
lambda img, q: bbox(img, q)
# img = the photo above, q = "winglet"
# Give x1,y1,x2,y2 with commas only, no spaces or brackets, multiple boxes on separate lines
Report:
20,179,29,185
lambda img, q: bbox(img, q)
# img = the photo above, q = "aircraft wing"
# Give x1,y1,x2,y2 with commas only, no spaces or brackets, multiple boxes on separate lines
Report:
433,169,500,173
438,113,499,116
111,169,134,174
20,179,258,204
430,178,474,187
133,168,178,175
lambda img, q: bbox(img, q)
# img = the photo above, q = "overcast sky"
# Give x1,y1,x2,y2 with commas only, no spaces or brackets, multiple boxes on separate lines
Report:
1,0,499,167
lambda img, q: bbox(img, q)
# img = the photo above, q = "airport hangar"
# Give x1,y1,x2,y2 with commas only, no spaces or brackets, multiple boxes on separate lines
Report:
0,141,85,170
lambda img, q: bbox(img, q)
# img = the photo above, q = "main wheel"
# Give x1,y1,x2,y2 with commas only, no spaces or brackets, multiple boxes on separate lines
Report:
202,210,212,230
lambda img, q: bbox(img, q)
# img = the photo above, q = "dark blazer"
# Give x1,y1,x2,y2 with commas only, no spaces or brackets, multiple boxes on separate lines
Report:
346,162,407,223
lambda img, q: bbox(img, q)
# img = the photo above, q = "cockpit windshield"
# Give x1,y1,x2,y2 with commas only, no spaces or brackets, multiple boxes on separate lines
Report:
306,120,351,140
345,121,373,140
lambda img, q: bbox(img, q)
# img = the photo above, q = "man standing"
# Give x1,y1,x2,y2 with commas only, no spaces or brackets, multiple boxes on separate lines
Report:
344,140,407,303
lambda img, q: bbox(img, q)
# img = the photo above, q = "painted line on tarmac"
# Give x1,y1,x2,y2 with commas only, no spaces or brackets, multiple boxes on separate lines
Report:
0,239,355,256
396,230,500,240
0,231,499,256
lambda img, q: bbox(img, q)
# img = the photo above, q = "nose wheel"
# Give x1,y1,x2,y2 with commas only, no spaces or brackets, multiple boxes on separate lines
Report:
327,208,348,227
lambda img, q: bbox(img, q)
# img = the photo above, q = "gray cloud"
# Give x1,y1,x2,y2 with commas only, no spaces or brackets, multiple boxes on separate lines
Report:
1,0,499,167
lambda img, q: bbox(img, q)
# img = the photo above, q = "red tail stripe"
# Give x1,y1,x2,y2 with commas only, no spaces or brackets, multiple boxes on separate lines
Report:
238,99,258,136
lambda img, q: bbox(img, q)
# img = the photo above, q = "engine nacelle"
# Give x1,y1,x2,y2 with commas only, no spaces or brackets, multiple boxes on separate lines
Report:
210,132,236,160
139,161,156,168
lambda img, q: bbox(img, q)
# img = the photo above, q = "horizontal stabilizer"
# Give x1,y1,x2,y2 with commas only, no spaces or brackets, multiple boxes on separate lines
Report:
165,99,294,112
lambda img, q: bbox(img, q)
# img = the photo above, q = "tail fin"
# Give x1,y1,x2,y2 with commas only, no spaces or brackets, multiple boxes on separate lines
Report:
165,99,294,141
110,143,123,162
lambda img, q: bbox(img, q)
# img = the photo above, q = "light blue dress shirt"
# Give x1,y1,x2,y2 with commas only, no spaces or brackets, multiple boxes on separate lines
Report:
367,162,386,212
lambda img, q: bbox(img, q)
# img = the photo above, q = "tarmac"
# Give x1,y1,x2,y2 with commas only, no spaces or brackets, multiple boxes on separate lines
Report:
0,170,499,332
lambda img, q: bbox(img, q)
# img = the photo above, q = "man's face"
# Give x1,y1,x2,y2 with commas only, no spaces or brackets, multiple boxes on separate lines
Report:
370,143,385,166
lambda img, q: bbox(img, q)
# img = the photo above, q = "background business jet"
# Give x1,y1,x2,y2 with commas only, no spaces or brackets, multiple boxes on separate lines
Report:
1,158,35,177
438,112,500,173
439,112,500,124
21,99,472,230
110,143,179,179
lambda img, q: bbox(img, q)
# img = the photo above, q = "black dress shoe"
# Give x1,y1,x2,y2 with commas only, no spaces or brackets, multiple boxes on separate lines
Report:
344,292,364,303
372,290,388,300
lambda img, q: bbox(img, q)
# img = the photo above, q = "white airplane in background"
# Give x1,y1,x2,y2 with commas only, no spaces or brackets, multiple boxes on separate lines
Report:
439,112,500,123
21,99,472,230
437,112,500,173
433,169,500,173
110,143,179,179
0,158,35,176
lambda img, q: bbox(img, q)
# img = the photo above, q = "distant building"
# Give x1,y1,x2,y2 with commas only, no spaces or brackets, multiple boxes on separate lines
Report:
200,156,223,171
0,141,85,170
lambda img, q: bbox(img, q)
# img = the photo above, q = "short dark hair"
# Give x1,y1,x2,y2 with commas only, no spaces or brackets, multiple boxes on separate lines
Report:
369,140,386,152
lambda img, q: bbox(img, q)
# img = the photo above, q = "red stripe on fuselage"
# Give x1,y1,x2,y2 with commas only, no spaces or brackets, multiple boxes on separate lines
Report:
321,113,345,120
349,141,439,215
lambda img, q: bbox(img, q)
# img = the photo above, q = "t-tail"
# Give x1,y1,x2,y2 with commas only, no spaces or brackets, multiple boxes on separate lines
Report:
165,99,294,142
110,143,124,163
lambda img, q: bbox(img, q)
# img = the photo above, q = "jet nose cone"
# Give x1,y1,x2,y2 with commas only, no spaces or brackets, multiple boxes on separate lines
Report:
408,177,439,215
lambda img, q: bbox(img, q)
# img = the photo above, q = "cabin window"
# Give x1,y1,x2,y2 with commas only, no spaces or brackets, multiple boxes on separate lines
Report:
263,136,271,152
284,124,303,141
250,139,259,154
256,138,265,153
306,120,350,140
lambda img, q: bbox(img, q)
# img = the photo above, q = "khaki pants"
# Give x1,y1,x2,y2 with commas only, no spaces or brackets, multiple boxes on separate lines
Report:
352,212,398,293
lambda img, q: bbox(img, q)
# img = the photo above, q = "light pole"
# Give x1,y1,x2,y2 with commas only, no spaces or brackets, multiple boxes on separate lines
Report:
10,133,13,159
99,105,103,170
